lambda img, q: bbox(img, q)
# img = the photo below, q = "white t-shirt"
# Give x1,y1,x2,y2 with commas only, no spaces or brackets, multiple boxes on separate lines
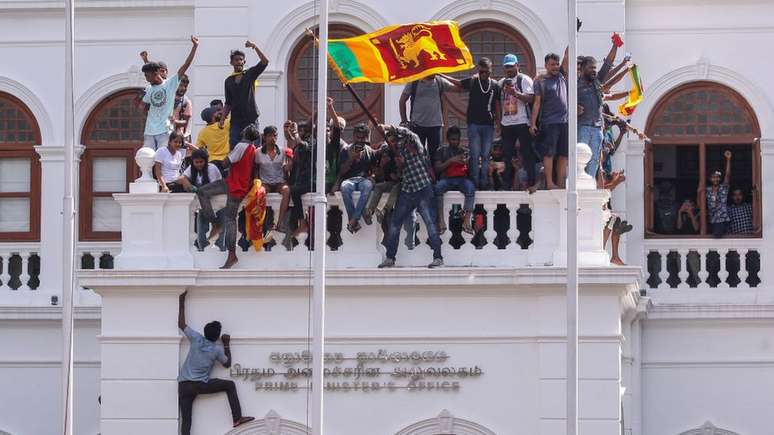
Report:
154,146,186,182
499,74,534,126
182,163,222,186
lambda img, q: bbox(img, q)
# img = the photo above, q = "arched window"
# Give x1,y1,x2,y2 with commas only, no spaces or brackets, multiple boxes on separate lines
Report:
644,81,761,238
287,23,384,143
80,89,145,240
445,21,536,141
0,91,41,241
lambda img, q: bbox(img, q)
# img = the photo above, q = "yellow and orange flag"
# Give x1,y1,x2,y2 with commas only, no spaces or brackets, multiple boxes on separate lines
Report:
618,65,644,117
327,21,474,84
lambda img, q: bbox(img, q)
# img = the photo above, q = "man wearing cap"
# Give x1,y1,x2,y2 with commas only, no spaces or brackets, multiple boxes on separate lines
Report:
338,122,377,233
499,53,537,191
399,74,453,161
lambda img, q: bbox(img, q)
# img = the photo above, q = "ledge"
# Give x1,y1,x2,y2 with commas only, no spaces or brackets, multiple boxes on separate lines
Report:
78,266,642,292
0,305,101,320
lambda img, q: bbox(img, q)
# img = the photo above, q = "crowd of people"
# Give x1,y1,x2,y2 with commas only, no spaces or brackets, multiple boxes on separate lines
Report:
136,30,657,270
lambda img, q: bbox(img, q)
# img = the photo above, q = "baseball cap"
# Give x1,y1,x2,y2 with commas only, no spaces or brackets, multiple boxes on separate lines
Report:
503,54,518,66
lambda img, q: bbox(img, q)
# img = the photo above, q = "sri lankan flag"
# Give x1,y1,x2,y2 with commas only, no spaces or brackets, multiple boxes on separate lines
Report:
618,65,644,117
327,21,473,84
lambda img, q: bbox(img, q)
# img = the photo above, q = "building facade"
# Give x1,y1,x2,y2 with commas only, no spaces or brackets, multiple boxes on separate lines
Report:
0,0,772,434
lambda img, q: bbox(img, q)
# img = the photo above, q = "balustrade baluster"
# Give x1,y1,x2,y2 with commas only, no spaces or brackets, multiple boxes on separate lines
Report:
506,202,518,250
737,249,750,289
717,248,730,288
677,249,689,289
658,250,669,289
482,202,497,251
0,252,9,290
19,252,31,291
697,249,709,289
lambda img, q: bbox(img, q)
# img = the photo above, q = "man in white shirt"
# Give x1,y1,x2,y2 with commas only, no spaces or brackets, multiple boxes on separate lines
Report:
499,53,538,191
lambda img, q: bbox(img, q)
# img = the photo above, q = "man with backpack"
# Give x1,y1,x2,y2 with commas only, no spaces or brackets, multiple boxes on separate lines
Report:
399,74,452,161
499,54,538,192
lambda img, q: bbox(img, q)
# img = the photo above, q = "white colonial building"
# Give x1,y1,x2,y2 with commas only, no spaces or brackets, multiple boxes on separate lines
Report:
0,0,772,434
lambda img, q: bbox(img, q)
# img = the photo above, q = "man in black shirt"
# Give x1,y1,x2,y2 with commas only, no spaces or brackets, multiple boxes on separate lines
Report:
338,123,377,233
220,40,269,148
441,58,501,190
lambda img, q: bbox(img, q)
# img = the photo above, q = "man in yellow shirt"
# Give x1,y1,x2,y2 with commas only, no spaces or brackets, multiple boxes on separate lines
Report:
197,102,231,172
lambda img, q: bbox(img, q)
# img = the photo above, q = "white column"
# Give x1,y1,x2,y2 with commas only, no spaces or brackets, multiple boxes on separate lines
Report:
35,146,83,295
759,138,774,287
624,138,646,273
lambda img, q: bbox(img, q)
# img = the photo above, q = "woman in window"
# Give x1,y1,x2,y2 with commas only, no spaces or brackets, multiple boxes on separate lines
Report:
699,150,732,238
177,148,224,251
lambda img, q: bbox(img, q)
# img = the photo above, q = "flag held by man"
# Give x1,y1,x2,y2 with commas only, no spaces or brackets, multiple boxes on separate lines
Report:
327,21,473,84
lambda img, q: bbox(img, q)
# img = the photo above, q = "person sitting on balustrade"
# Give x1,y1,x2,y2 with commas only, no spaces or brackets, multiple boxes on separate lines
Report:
196,106,230,175
255,125,291,234
433,126,475,235
285,120,314,241
175,148,225,251
196,125,261,269
154,131,194,193
337,123,377,233
177,291,254,435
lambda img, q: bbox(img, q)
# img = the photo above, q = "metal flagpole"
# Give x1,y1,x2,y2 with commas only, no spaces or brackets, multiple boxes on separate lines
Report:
566,0,579,434
311,0,329,434
62,0,77,433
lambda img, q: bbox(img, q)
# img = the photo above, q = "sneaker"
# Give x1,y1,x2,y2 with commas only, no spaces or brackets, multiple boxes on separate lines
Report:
428,258,444,268
378,258,396,268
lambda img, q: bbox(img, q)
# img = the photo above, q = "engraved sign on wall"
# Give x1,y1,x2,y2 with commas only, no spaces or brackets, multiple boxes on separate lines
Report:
230,349,483,393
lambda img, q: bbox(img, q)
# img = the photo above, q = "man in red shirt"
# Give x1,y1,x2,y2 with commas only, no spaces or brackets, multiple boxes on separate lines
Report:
197,125,260,269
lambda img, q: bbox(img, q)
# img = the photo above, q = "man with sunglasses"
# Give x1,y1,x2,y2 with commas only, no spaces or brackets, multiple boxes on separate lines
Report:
220,40,269,148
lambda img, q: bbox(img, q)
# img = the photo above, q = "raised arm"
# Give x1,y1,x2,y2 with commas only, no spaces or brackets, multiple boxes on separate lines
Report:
178,291,187,331
245,40,268,65
561,46,569,77
437,73,464,91
723,150,732,185
604,60,628,86
221,334,232,368
597,39,619,82
177,35,200,78
604,90,630,101
140,50,150,64
602,64,631,92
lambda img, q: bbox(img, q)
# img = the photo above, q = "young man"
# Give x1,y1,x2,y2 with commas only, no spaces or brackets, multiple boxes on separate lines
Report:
399,74,452,160
324,97,346,195
177,291,254,435
196,107,230,171
171,75,193,142
140,36,199,150
379,127,443,269
140,50,168,79
578,37,619,178
433,126,475,234
700,150,733,238
728,188,754,235
365,126,402,224
286,120,314,239
442,58,501,189
499,54,537,191
338,123,377,233
197,125,261,269
221,40,269,147
530,52,569,189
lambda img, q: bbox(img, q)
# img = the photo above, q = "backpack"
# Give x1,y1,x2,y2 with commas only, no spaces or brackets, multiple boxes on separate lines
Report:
409,76,445,124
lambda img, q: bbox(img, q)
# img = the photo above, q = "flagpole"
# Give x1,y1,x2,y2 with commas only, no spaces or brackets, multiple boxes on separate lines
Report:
62,0,77,433
566,2,579,435
311,0,329,434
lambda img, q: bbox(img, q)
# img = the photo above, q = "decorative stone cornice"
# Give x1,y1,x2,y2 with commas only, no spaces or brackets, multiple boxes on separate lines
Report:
34,145,85,162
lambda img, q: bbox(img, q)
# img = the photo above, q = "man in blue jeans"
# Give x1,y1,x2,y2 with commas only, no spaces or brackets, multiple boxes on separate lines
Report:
440,58,501,189
338,123,377,234
578,38,619,178
379,127,443,269
433,126,475,234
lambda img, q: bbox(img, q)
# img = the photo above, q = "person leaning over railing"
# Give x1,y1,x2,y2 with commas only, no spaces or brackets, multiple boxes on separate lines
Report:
175,148,225,251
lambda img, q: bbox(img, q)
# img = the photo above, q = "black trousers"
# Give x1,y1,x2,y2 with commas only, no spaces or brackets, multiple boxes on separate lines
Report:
179,379,242,435
501,124,538,189
411,125,443,161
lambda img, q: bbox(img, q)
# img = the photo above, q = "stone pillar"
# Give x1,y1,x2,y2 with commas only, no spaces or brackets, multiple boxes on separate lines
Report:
528,192,561,266
114,149,195,270
624,138,646,271
34,145,82,299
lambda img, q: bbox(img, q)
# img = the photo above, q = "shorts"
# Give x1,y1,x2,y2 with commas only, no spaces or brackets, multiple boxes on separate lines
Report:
143,132,170,151
536,123,568,158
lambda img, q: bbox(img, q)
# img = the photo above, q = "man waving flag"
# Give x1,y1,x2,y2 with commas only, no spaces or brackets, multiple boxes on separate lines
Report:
327,21,474,84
